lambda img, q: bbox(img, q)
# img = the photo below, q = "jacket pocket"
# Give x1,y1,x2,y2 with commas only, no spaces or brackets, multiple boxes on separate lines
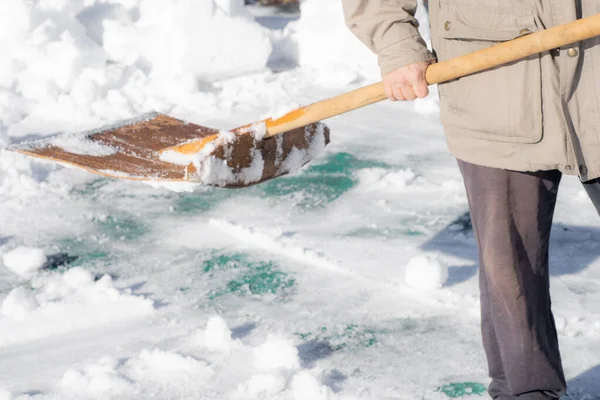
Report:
434,0,543,144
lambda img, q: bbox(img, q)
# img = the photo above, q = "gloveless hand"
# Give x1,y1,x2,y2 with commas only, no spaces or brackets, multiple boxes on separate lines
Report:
383,61,431,101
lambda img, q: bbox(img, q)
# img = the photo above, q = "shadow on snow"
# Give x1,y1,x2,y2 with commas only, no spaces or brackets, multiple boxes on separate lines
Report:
567,364,600,399
421,212,600,287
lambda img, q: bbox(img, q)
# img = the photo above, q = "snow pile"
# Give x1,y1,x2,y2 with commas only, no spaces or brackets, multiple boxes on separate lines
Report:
122,1,271,80
59,350,214,398
127,348,214,385
405,254,449,290
283,0,380,85
240,321,336,399
59,357,131,398
0,267,155,346
0,0,272,140
2,246,47,278
55,316,336,399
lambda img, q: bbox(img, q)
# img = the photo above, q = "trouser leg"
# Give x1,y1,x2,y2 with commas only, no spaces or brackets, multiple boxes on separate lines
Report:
457,160,566,399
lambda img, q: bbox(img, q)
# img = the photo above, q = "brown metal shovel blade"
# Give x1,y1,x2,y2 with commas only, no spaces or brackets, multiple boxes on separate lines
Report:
8,113,330,188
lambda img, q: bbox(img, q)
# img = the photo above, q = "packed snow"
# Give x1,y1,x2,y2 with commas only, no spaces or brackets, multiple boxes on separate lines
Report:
0,0,599,399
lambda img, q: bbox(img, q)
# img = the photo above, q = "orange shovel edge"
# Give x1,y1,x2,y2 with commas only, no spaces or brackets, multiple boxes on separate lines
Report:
162,13,600,156
160,108,308,155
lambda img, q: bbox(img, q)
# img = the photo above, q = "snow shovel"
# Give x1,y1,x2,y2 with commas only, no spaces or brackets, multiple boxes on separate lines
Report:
9,14,600,188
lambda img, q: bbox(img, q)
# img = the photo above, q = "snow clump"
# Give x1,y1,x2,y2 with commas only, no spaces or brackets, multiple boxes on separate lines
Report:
203,315,235,352
2,246,47,277
405,254,449,290
238,373,287,397
1,287,38,320
253,334,301,371
291,371,336,400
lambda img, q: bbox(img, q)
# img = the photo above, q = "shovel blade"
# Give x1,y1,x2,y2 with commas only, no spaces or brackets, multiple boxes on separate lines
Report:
8,113,330,188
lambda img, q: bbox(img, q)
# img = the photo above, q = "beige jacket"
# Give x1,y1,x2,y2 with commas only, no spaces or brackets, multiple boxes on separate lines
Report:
342,0,600,181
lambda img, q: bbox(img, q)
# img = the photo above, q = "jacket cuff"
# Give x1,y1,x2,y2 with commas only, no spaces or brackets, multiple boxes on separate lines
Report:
378,35,436,76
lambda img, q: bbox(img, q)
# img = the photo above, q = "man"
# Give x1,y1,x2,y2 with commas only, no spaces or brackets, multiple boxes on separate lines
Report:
341,1,600,399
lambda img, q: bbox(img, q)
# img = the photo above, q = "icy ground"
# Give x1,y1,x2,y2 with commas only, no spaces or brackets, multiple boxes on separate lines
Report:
1,1,600,399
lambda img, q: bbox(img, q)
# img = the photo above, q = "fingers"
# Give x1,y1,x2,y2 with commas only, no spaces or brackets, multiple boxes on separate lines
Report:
385,85,395,101
392,86,406,101
386,79,428,101
401,86,417,101
385,81,425,101
413,80,429,98
383,61,431,102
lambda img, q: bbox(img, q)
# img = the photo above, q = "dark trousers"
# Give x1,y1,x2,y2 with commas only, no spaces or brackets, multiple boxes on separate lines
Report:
457,160,600,399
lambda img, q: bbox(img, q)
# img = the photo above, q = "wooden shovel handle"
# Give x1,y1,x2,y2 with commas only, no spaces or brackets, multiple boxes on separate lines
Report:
264,13,600,138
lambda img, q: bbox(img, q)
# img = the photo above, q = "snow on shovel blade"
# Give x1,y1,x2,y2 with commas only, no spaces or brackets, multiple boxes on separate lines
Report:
8,113,330,188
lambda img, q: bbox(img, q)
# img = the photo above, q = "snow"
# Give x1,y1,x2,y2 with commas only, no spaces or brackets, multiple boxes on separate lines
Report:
49,317,345,399
0,1,599,399
208,219,348,274
1,287,38,320
405,254,450,290
248,122,268,141
290,371,336,400
283,0,380,86
195,148,266,187
203,315,235,352
58,357,131,398
50,134,118,157
263,103,301,121
2,247,47,278
239,373,287,397
253,335,301,370
188,123,327,186
0,0,272,139
144,180,200,193
0,268,155,346
159,123,326,187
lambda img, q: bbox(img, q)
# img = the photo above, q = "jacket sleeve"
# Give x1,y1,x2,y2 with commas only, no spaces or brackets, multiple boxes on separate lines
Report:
342,0,435,75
